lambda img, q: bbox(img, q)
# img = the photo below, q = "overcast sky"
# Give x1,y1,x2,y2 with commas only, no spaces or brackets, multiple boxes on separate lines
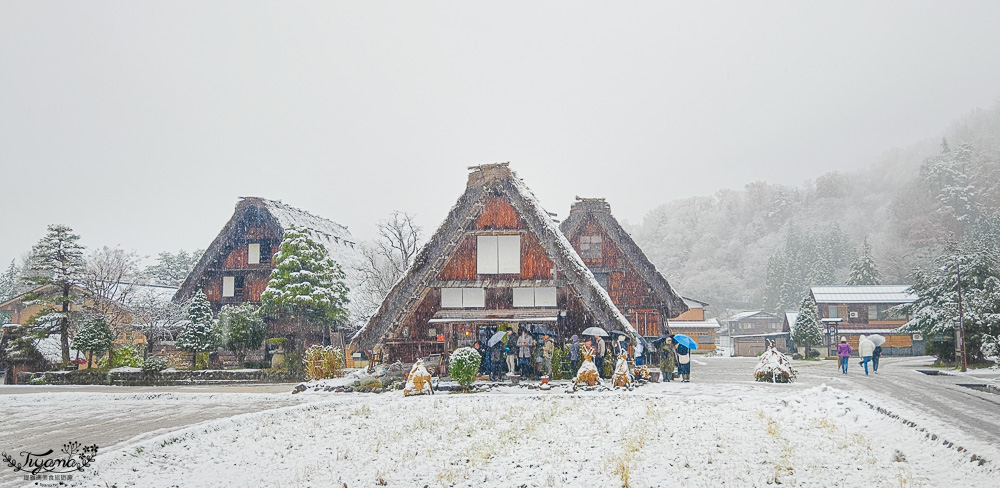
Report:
2,1,1000,268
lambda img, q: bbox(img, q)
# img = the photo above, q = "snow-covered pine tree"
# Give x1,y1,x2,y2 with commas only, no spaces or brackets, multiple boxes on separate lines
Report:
261,225,350,352
176,290,217,369
847,237,882,285
792,296,823,358
144,249,204,287
0,260,18,323
25,224,86,364
73,316,114,368
217,303,267,365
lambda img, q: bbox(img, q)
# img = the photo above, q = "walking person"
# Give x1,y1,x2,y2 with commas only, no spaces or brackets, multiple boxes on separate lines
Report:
569,335,581,374
675,341,691,382
837,337,852,374
542,334,555,378
505,330,517,378
659,336,676,382
872,344,882,374
595,335,606,378
858,335,875,376
517,330,534,377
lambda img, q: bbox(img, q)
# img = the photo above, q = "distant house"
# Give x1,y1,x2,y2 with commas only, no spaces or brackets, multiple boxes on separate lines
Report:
725,310,789,356
351,164,642,364
811,285,921,356
174,197,364,346
667,297,718,352
559,197,687,340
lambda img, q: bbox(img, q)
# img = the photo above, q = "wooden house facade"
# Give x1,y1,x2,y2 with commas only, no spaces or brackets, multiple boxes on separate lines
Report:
811,285,923,356
174,197,364,341
351,164,643,364
725,310,789,356
667,297,718,352
559,198,687,340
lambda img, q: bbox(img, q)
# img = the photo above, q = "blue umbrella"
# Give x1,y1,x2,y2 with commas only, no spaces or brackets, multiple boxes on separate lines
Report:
672,333,699,350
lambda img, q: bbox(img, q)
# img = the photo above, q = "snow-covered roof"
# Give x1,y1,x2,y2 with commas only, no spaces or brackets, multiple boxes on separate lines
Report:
728,311,778,322
683,297,710,309
669,318,720,329
128,283,179,305
838,328,909,334
785,312,799,326
35,335,82,363
811,285,917,304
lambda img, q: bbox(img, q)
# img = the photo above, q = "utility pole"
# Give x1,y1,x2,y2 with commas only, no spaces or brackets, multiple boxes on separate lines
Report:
956,262,968,372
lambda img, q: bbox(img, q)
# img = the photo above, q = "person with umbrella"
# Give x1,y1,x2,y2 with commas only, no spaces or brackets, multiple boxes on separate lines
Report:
595,335,607,378
858,335,875,376
659,336,675,382
872,344,882,374
675,340,692,382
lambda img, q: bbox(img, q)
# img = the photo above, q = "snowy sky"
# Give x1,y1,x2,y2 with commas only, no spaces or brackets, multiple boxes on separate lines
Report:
3,2,1000,266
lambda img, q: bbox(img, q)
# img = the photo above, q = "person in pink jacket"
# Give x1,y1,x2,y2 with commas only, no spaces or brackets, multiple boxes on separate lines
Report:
837,337,852,374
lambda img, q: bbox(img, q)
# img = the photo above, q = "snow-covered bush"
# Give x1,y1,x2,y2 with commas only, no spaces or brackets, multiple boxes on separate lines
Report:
304,345,344,380
449,347,481,389
552,346,565,380
141,356,168,372
98,344,143,369
754,345,796,383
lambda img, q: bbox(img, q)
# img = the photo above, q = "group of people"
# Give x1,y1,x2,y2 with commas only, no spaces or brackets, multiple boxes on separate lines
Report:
657,335,692,382
836,335,883,375
473,329,557,381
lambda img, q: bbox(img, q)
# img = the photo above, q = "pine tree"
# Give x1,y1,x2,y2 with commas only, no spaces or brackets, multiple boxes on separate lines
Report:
792,296,823,358
0,260,18,323
217,303,267,365
73,316,114,368
261,225,350,352
847,237,882,285
176,290,217,369
144,249,204,287
25,224,86,364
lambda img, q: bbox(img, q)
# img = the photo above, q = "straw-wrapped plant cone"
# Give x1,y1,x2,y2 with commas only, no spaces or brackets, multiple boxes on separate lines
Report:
753,345,796,383
635,365,650,381
612,352,632,387
573,345,601,386
404,359,434,396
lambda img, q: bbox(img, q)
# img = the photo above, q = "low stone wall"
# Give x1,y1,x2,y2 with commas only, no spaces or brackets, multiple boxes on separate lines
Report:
16,369,305,386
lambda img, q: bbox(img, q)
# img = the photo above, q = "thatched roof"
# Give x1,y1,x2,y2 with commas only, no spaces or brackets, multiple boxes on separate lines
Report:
351,163,640,350
560,197,688,319
174,197,363,314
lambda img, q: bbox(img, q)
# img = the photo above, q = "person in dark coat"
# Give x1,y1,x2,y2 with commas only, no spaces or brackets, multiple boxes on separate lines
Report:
675,342,691,382
474,341,487,374
490,342,505,381
872,344,883,374
569,335,581,374
659,336,675,382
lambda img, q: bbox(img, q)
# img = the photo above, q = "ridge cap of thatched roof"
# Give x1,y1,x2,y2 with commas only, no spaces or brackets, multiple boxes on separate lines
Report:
560,197,688,319
351,164,639,351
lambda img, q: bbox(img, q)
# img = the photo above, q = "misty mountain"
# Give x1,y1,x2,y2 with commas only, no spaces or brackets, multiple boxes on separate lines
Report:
628,101,1000,318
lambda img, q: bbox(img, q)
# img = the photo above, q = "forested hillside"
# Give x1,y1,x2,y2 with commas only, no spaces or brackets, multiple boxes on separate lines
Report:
630,101,1000,318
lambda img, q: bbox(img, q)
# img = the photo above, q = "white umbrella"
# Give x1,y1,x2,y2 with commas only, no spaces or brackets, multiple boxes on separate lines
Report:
581,326,609,337
868,334,887,347
487,331,507,347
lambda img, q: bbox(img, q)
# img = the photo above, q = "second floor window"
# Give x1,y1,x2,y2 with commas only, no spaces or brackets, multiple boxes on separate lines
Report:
477,235,520,274
580,235,602,259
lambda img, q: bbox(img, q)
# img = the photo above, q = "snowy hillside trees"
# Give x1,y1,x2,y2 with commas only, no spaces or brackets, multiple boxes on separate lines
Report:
144,249,204,287
261,225,350,352
24,224,86,364
763,226,850,313
847,238,882,286
792,296,823,358
0,260,17,323
176,290,217,368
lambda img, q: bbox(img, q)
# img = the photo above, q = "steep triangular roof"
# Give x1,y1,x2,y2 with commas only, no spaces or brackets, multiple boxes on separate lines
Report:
174,197,364,319
351,163,639,350
560,197,687,318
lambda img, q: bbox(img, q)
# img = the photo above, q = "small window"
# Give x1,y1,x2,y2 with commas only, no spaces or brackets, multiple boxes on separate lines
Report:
441,288,485,308
222,276,235,297
828,305,839,318
512,287,557,307
234,275,245,297
513,288,535,307
476,235,521,274
593,272,609,290
867,305,878,321
248,243,261,265
476,236,499,274
580,235,602,259
427,327,437,338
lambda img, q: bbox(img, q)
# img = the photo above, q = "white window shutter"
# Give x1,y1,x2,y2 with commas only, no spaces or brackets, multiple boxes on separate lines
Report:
535,287,557,307
248,243,260,265
441,288,463,308
477,236,498,274
497,235,521,274
463,288,485,308
222,276,235,297
512,288,534,308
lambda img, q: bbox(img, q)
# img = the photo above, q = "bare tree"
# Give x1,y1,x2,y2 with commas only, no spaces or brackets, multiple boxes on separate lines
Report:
81,246,142,341
354,212,422,323
128,287,187,360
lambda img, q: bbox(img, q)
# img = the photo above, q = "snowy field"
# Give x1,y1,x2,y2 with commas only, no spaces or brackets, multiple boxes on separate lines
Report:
38,381,996,488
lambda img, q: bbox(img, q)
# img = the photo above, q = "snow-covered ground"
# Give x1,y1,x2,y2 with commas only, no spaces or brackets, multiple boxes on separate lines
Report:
48,381,997,488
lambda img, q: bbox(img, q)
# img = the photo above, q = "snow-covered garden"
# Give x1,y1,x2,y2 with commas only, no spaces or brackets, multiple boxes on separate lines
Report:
62,381,998,488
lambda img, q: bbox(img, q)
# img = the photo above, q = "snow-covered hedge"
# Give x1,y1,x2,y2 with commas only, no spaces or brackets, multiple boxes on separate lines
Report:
449,347,481,389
